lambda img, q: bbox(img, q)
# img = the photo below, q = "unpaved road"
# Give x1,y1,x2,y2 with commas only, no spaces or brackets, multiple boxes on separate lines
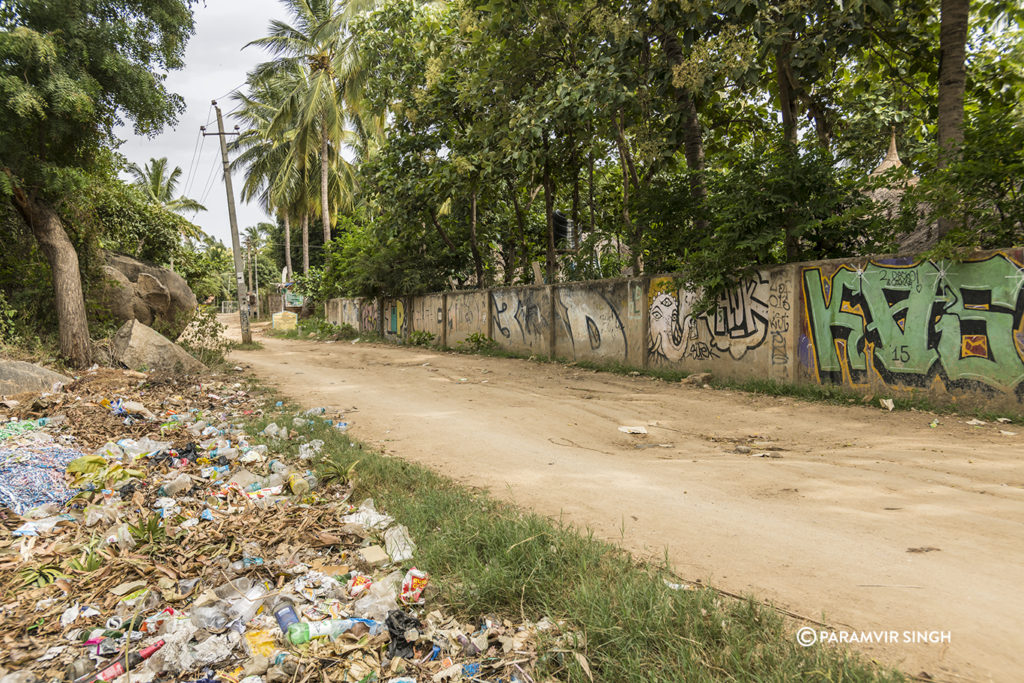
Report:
226,318,1024,682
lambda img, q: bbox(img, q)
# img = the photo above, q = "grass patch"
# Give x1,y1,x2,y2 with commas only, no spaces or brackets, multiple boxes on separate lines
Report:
231,341,264,351
243,398,903,683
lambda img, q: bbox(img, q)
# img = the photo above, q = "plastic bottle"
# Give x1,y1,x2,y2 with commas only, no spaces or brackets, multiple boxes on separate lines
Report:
72,640,165,683
159,473,192,497
270,597,300,634
286,618,380,645
269,460,288,474
212,447,238,460
287,473,310,496
190,603,231,632
229,556,265,572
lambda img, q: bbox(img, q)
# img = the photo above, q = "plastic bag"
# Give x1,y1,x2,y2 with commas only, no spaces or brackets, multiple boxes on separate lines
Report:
385,525,416,563
354,571,401,621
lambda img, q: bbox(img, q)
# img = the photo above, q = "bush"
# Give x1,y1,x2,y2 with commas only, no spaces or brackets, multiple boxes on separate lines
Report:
177,306,231,365
409,330,435,347
456,332,496,353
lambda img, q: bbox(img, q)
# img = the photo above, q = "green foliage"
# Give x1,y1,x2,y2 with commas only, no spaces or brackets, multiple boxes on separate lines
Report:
90,179,192,265
19,563,68,588
0,1,196,199
177,305,232,365
455,333,497,353
408,330,435,347
128,514,167,546
0,292,16,344
230,0,1024,308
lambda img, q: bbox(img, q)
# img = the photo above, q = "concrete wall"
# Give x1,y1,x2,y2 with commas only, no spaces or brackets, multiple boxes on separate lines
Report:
325,298,362,328
412,294,445,341
490,286,551,356
322,248,1024,412
359,298,379,334
445,290,488,346
552,279,645,365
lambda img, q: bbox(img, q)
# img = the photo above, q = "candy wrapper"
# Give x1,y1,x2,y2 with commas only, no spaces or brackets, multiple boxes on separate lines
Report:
347,573,373,598
400,567,429,604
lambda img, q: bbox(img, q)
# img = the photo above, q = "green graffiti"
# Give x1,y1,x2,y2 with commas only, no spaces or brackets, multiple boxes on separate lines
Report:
802,255,1024,395
937,258,1024,391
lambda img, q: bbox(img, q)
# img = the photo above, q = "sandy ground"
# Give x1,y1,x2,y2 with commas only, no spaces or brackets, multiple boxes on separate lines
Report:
224,317,1024,682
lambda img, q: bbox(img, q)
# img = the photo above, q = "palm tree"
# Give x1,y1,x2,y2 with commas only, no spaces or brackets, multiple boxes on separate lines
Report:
126,157,207,240
247,0,363,245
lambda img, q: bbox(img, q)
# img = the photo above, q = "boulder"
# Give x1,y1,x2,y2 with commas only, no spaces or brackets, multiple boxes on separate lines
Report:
111,320,206,375
0,359,72,396
99,253,198,338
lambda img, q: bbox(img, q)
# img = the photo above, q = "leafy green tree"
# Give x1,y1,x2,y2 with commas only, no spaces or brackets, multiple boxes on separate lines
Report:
0,0,195,366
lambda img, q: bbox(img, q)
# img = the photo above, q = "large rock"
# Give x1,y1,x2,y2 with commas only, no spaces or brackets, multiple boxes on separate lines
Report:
111,320,207,375
0,359,72,396
98,253,197,338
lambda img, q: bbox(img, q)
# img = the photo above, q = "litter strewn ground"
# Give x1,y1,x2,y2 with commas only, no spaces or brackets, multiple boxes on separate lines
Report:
0,369,552,683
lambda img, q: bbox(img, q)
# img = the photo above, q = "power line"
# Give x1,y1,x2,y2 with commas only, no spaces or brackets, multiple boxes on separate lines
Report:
198,144,222,206
182,128,203,198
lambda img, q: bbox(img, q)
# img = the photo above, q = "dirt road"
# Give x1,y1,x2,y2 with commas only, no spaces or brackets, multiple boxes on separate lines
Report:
226,318,1024,682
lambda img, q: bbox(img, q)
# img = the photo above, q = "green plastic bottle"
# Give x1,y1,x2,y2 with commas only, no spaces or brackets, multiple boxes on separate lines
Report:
286,619,355,645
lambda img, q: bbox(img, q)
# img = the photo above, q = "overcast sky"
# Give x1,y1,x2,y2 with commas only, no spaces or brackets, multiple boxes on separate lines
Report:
115,0,290,248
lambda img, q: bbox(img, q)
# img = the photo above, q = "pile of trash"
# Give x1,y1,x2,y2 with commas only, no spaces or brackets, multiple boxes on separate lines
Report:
0,369,552,683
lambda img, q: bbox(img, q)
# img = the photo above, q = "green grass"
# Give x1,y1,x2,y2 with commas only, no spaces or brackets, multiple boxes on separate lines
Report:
244,400,903,683
231,341,264,351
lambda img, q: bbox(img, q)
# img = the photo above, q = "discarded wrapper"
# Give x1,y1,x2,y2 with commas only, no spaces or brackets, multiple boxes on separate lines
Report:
400,567,429,605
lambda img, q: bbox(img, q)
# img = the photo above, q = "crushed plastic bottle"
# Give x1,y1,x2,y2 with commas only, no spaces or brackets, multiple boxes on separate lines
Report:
189,603,231,632
159,473,193,497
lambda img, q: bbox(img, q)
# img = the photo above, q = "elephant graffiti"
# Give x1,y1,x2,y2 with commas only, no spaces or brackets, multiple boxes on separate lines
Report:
802,254,1024,396
648,274,770,363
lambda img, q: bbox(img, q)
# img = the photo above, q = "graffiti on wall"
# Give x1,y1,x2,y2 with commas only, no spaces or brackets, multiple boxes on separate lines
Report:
360,300,378,333
648,274,770,363
556,288,628,360
492,290,549,347
769,281,791,366
801,254,1024,397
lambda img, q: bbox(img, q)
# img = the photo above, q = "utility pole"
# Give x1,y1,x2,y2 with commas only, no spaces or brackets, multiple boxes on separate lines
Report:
203,101,250,344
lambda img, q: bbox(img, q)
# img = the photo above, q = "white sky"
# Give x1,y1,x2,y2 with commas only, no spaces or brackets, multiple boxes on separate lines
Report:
115,0,290,247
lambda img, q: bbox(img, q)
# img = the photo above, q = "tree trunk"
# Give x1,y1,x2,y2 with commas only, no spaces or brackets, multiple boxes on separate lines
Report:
617,145,641,275
588,152,596,236
302,213,310,274
543,151,557,283
506,178,529,284
469,190,485,288
935,0,970,239
10,191,91,367
775,42,800,146
283,212,293,280
937,0,969,169
657,29,708,232
320,131,331,243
